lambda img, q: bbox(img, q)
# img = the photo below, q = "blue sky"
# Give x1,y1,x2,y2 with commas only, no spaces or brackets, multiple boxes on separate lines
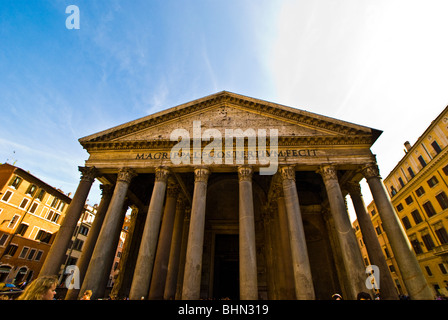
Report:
1,0,448,218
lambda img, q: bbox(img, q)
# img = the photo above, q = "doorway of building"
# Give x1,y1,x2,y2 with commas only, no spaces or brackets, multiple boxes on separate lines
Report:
213,234,239,300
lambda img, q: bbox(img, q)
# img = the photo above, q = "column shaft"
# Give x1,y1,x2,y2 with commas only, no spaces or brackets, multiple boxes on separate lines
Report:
319,165,366,299
276,192,295,299
65,184,113,300
148,182,179,299
110,205,139,299
175,209,191,300
238,166,258,300
39,166,96,277
347,182,398,300
129,167,170,300
78,168,135,299
182,167,210,300
280,166,315,300
164,197,187,300
362,163,433,300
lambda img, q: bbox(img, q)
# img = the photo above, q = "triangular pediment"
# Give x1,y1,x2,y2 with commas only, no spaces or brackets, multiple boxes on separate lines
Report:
79,91,381,148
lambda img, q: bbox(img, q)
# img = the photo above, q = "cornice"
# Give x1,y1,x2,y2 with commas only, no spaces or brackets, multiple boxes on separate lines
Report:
80,135,375,151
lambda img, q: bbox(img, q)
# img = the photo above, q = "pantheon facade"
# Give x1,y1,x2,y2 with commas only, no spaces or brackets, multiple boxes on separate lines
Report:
39,91,432,300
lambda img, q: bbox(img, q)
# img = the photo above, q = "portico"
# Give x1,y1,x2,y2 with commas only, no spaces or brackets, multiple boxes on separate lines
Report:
41,91,432,300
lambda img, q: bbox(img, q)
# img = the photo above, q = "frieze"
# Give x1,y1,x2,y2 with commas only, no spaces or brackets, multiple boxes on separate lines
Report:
135,149,318,162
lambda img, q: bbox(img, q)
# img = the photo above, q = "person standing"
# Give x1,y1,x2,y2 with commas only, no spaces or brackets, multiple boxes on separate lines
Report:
16,276,58,300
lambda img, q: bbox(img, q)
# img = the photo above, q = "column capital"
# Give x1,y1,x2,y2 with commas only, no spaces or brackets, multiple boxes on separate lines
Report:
167,180,180,198
155,167,170,183
184,206,191,220
271,182,283,198
194,167,210,183
176,193,187,208
361,163,381,180
79,166,97,183
117,167,137,184
345,181,362,197
317,165,338,182
99,184,114,197
280,165,296,182
238,166,253,182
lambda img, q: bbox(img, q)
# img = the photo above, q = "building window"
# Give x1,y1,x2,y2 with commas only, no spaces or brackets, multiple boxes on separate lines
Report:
415,186,426,197
408,167,415,178
0,234,8,246
56,201,65,212
9,176,22,189
438,263,447,275
402,216,412,229
18,247,29,259
19,198,29,209
442,164,448,176
398,177,405,188
422,201,437,217
435,192,448,210
1,190,13,202
50,197,59,208
396,203,404,212
410,210,423,224
405,196,414,205
425,266,433,276
79,225,89,236
370,209,376,217
421,234,436,251
427,176,439,188
46,210,55,221
26,184,38,197
16,223,28,236
35,230,52,244
435,226,448,244
375,226,382,235
51,213,60,224
418,155,427,168
4,244,18,256
27,248,37,260
35,250,43,261
29,202,39,214
72,239,84,251
411,239,423,254
36,189,45,201
7,214,20,229
390,186,397,196
431,140,442,155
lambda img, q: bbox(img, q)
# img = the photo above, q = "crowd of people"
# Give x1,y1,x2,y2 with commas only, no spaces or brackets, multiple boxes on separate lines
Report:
1,275,447,300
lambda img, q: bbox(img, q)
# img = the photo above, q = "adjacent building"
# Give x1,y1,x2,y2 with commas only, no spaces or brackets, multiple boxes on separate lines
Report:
0,163,71,284
354,105,448,298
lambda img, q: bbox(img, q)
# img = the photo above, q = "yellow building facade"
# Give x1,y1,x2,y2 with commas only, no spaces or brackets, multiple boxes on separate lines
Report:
355,105,448,298
0,163,71,285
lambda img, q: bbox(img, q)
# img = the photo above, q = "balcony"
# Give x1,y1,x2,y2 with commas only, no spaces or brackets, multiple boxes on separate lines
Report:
433,243,448,256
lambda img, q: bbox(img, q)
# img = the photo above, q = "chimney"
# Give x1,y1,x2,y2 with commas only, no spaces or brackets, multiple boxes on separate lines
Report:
404,141,412,152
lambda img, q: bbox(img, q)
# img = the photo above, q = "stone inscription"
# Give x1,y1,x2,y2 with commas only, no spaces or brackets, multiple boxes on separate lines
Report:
135,149,318,161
